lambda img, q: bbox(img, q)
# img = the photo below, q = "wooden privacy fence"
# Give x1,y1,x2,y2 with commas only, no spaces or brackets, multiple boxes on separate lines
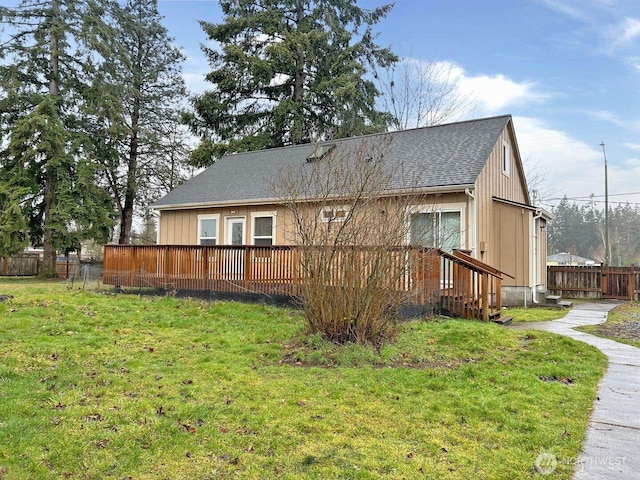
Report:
0,255,40,276
547,265,639,300
103,244,505,320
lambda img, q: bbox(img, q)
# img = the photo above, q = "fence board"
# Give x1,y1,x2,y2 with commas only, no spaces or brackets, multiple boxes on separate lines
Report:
547,265,639,300
0,255,40,276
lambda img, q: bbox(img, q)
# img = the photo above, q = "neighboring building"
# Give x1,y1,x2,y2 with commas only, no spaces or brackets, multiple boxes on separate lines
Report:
547,252,600,267
152,115,551,305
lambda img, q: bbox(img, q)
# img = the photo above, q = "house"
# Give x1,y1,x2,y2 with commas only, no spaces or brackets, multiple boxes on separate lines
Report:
151,115,551,306
547,252,600,267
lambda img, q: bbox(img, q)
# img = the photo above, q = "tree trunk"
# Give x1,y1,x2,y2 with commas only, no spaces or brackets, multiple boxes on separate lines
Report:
292,0,305,144
118,125,138,244
118,39,142,244
41,0,61,276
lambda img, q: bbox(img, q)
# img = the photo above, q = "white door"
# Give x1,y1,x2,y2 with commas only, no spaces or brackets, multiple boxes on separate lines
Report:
226,218,245,279
226,218,245,245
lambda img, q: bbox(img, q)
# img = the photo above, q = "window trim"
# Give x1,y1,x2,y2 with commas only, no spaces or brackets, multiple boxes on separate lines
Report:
250,212,276,246
197,214,220,246
225,216,246,245
502,141,511,177
406,204,465,251
319,205,350,224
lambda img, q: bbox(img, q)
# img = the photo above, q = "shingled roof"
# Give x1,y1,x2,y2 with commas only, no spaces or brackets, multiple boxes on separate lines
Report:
153,115,512,209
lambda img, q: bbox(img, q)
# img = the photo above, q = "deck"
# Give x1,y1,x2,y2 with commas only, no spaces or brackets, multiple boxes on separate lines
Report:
103,245,504,321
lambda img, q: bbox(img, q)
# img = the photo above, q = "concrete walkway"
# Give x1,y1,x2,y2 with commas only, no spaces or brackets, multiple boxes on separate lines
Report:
512,302,640,479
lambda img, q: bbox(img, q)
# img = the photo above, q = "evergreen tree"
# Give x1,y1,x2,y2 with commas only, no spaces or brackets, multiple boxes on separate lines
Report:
86,0,189,244
548,196,640,265
610,203,640,265
0,0,115,275
0,184,29,255
186,0,397,167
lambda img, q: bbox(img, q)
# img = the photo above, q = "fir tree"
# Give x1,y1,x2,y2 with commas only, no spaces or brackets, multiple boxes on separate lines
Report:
186,0,397,167
86,0,189,244
0,0,115,275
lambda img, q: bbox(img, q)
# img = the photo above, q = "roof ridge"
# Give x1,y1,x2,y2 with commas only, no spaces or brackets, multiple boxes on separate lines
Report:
222,114,513,158
384,114,512,135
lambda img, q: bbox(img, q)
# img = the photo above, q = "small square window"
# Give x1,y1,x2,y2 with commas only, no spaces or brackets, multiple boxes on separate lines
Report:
320,206,349,223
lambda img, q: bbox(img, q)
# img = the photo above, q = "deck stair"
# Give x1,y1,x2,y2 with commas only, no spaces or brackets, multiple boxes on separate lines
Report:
438,250,512,322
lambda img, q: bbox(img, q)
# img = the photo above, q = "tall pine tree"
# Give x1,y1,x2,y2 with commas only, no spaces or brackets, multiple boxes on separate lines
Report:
186,0,397,167
86,0,189,244
0,0,115,274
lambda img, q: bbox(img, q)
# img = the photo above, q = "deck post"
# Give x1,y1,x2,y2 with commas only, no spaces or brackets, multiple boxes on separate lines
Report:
481,273,489,321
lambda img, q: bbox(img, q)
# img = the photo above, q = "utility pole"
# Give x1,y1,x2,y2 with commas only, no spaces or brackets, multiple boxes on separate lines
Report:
600,142,610,265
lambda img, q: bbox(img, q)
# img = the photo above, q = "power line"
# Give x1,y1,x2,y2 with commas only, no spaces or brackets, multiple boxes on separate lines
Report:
547,191,640,201
543,198,640,207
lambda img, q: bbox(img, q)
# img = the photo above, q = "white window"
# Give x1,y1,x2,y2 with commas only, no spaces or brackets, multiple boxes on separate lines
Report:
502,142,511,176
197,214,219,245
252,214,275,246
319,206,349,224
410,211,461,252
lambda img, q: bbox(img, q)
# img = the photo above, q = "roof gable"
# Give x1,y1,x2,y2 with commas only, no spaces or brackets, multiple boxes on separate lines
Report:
153,115,512,209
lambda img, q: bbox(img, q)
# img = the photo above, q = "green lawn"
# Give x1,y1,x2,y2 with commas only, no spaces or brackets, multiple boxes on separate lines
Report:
503,305,570,323
577,301,640,348
0,280,606,479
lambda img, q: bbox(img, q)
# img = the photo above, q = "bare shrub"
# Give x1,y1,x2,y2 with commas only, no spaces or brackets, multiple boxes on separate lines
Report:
272,137,434,345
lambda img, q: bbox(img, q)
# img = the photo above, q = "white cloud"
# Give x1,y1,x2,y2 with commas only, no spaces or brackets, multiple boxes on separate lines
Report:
515,116,640,208
624,143,640,151
182,72,209,95
180,50,212,95
407,60,548,114
612,17,640,48
459,74,547,113
537,0,590,21
582,110,624,126
269,73,290,87
515,116,600,203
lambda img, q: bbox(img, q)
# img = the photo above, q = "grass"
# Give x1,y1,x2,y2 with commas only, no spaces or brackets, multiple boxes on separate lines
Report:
0,279,607,479
577,301,640,348
502,305,570,323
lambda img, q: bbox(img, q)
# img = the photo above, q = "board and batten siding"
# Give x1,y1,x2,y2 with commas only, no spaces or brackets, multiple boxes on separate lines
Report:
159,206,291,245
474,122,531,286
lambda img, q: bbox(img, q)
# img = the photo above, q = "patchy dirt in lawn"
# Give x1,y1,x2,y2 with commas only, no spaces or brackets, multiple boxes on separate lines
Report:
579,302,640,348
277,341,464,370
586,320,640,341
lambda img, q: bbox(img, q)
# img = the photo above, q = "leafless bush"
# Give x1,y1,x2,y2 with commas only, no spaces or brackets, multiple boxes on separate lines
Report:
272,137,434,345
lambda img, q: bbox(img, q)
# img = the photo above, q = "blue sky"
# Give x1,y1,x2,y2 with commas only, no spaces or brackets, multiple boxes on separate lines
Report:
157,0,640,210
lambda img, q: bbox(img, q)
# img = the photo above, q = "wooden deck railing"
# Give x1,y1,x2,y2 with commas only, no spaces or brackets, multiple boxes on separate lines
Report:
439,250,504,321
103,244,504,320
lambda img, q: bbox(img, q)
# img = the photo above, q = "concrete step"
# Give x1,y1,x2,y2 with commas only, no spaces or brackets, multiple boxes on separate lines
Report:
491,316,513,326
545,295,562,305
558,300,573,308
